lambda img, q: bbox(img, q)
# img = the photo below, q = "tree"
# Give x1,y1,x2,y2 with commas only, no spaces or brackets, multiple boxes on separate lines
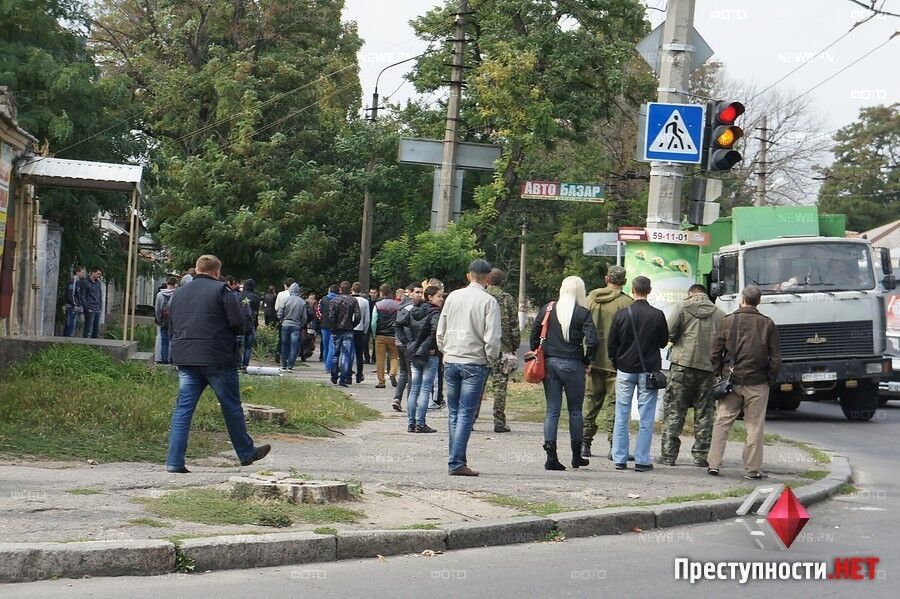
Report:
818,103,899,232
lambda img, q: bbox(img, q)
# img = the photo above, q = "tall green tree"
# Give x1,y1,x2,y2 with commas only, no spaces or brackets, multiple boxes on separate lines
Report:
818,104,899,232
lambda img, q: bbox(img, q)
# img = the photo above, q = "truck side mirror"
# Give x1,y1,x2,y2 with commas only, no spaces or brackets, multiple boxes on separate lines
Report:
710,282,726,298
884,274,897,291
879,247,893,275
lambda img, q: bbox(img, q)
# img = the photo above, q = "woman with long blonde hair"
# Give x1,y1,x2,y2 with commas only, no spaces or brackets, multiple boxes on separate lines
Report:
529,276,599,470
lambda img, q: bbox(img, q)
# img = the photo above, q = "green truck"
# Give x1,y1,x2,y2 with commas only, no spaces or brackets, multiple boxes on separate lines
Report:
700,206,896,421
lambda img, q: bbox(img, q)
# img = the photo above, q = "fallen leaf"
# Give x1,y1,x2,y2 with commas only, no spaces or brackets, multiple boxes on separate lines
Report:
87,459,98,466
421,550,435,557
377,554,386,562
627,493,640,499
631,527,643,533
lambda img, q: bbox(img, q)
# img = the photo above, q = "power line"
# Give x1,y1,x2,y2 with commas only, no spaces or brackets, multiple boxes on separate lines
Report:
845,0,900,18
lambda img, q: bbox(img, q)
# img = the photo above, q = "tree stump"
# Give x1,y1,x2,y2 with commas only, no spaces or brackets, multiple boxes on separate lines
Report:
242,403,287,426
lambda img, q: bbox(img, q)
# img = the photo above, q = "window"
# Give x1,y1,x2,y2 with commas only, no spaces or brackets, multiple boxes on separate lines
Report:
743,242,875,294
718,253,738,296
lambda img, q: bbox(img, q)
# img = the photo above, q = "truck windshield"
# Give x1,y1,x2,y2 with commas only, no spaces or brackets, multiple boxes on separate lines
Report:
744,242,874,294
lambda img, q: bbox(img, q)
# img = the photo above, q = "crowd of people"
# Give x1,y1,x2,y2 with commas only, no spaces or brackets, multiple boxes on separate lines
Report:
152,252,782,480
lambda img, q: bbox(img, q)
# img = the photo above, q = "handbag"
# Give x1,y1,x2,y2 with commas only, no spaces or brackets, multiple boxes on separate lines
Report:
709,315,739,400
524,301,555,384
626,306,667,390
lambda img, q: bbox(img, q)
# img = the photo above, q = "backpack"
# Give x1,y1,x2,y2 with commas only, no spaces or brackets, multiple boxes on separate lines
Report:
159,294,172,327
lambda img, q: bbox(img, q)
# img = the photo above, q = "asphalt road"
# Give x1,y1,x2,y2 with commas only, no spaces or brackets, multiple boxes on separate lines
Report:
3,399,897,599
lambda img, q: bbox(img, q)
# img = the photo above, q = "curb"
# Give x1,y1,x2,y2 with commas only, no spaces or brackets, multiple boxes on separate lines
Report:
1,455,852,583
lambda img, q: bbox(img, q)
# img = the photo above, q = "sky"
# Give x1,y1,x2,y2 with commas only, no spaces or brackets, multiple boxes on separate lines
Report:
343,0,900,134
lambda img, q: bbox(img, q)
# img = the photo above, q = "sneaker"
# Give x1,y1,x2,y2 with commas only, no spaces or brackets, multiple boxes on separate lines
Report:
407,423,415,433
391,400,402,412
656,457,676,466
745,471,768,480
166,466,190,474
416,424,437,433
390,374,397,388
375,383,386,389
338,382,349,388
614,462,627,470
427,402,444,411
694,458,709,468
494,425,511,433
635,463,654,472
240,444,271,466
449,466,479,477
707,467,720,476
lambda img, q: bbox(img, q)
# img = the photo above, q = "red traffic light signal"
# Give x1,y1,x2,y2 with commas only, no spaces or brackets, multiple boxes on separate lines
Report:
705,101,745,172
715,101,744,125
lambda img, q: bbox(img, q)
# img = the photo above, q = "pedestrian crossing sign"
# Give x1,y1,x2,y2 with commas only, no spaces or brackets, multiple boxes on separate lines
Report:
643,102,705,164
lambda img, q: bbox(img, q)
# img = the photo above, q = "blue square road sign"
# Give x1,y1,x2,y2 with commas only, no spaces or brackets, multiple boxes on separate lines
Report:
643,102,706,164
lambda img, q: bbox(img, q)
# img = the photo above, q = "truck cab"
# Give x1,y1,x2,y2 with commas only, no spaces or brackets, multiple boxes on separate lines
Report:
708,236,894,420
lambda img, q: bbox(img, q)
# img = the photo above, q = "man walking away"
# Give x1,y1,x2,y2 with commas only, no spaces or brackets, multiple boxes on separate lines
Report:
81,268,104,339
351,282,371,383
393,282,423,411
659,284,725,467
154,276,178,363
240,279,261,369
166,254,270,473
436,259,501,477
707,286,781,479
263,286,277,327
486,268,520,433
328,281,361,387
318,285,338,369
372,284,400,389
303,293,318,361
273,278,294,362
63,266,85,337
277,283,307,371
583,265,633,459
366,288,378,363
608,276,668,472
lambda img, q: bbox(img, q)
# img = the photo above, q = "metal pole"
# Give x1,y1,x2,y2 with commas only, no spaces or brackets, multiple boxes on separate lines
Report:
517,219,527,331
122,190,136,345
435,0,468,232
358,92,378,289
129,191,140,342
616,241,623,267
646,0,696,230
755,115,768,207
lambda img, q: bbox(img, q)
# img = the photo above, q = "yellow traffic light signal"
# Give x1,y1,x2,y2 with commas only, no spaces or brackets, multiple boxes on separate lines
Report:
705,101,745,171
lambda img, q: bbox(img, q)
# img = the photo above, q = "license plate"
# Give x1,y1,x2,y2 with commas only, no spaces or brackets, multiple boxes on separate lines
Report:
888,382,900,392
802,371,837,382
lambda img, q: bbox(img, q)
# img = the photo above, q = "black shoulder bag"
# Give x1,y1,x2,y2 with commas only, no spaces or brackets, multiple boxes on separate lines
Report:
626,306,667,390
709,315,739,400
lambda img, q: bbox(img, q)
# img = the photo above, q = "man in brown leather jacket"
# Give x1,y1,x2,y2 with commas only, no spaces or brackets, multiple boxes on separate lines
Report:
706,285,781,479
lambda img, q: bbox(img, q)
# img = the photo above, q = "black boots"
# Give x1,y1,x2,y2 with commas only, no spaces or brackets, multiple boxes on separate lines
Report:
571,441,589,468
543,441,566,471
581,440,592,457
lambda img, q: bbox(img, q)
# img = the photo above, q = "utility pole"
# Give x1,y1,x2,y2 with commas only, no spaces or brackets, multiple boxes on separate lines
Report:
358,91,378,290
435,0,468,232
517,219,527,331
755,115,768,207
645,0,696,230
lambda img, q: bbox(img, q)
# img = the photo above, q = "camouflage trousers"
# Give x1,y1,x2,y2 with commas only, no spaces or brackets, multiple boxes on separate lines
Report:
486,360,511,427
660,364,715,462
583,368,616,445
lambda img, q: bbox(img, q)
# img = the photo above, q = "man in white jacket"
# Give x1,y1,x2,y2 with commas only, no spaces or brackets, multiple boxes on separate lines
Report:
436,259,501,476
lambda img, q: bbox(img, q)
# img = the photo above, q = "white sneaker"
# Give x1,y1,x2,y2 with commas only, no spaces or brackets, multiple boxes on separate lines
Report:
427,402,445,411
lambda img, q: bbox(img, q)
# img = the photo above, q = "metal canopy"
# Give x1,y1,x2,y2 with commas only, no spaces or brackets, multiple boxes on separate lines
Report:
17,157,142,194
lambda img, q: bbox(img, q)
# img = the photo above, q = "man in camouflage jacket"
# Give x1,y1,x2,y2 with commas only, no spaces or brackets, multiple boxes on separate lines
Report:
484,268,520,432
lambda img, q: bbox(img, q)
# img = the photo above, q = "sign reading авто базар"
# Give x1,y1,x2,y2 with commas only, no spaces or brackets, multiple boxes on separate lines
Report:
520,180,605,203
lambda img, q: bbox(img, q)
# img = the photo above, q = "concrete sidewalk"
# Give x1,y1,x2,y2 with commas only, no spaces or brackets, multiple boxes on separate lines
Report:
0,360,820,544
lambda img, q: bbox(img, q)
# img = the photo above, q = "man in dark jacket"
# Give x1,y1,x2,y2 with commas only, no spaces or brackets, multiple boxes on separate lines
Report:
372,284,400,389
165,254,270,474
707,285,781,479
239,279,260,369
393,282,424,411
608,276,668,471
328,281,361,387
154,276,178,363
80,267,104,339
63,266,85,337
318,285,338,368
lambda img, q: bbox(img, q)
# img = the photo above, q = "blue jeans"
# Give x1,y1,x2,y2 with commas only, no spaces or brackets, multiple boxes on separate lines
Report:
165,366,255,470
157,327,173,363
612,370,659,465
331,331,354,384
280,325,301,369
321,328,333,371
542,357,586,444
63,306,78,337
241,329,256,368
83,310,100,338
445,362,488,472
408,355,439,427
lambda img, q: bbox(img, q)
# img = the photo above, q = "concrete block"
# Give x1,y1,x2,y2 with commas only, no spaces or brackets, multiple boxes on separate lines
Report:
653,501,712,528
550,508,655,539
442,516,553,550
826,456,851,483
795,485,831,506
336,529,447,559
0,540,174,583
707,497,745,521
180,532,334,572
0,335,138,366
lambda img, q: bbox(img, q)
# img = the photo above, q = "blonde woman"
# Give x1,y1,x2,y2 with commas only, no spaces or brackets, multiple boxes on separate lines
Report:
529,276,600,470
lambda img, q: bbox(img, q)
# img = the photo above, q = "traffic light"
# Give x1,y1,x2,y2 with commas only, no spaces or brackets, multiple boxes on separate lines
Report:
704,101,745,172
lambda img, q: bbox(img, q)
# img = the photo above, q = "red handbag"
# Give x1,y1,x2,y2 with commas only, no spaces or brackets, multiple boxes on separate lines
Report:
524,301,555,384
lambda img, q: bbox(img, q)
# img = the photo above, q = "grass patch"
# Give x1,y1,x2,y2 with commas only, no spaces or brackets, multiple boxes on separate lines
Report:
800,469,829,481
104,323,157,352
127,517,171,528
0,345,378,463
136,489,365,527
399,523,439,530
377,490,402,498
606,486,752,509
484,494,568,517
837,483,857,495
313,526,337,536
65,488,104,496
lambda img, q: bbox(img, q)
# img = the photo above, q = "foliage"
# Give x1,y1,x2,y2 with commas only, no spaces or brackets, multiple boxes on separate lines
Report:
104,322,157,352
0,345,378,462
818,103,899,232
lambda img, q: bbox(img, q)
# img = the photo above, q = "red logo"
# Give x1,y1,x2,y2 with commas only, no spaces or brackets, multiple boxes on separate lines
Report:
736,484,809,550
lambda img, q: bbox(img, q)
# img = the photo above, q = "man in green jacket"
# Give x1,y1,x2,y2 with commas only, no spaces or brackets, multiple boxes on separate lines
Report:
485,268,520,433
582,265,633,459
659,283,725,467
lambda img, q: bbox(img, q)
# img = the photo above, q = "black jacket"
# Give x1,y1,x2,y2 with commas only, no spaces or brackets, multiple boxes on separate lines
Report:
169,274,248,367
608,299,669,373
530,302,599,366
406,303,441,364
328,294,361,332
394,301,417,346
241,279,260,328
263,292,277,319
65,276,82,307
80,277,103,312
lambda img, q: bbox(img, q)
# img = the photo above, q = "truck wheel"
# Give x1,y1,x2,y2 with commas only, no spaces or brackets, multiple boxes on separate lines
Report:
779,395,801,411
839,381,879,421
